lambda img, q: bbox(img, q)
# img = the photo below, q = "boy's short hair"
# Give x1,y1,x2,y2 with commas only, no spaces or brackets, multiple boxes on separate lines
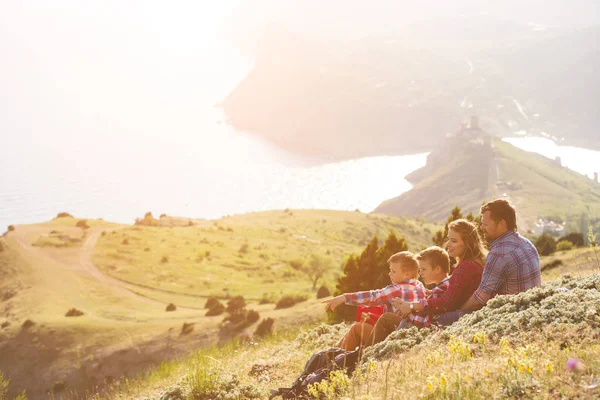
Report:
416,246,450,274
387,251,419,278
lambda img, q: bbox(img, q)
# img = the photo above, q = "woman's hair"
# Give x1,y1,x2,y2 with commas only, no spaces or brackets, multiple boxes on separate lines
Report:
447,219,488,266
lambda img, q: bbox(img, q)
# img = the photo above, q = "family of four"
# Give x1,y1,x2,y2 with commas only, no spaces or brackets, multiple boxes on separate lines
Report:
323,198,542,351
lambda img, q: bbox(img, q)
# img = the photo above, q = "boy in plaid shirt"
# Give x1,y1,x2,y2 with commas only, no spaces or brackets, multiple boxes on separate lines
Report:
322,251,427,351
365,247,450,346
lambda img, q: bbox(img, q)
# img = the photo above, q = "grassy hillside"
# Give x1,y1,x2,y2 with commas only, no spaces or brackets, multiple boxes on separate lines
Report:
92,210,438,304
375,135,600,231
76,247,600,400
0,210,438,399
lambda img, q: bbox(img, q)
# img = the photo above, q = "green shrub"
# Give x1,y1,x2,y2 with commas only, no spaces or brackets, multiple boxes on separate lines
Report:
181,322,194,335
246,310,260,324
226,296,246,315
121,238,129,245
205,302,225,316
238,243,249,254
165,303,176,312
7,225,15,232
542,259,563,271
21,319,34,330
65,308,84,317
275,294,308,309
53,381,66,393
558,232,585,247
75,219,89,229
161,256,169,263
205,297,220,309
56,212,73,218
205,298,225,316
259,292,277,304
289,259,303,270
316,285,331,299
254,318,275,338
556,240,574,251
535,234,556,256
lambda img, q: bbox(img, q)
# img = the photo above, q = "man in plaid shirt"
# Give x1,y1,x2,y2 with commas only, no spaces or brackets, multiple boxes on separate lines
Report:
459,199,541,315
323,251,427,351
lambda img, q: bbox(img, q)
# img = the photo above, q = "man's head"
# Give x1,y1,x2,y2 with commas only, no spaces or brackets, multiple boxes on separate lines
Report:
416,246,450,285
387,251,419,283
480,199,517,241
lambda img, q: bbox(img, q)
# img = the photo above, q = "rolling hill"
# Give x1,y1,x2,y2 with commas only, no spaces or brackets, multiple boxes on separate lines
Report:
0,210,438,398
374,134,600,231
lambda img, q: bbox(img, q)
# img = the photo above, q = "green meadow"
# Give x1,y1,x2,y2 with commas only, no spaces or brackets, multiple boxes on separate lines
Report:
92,210,437,303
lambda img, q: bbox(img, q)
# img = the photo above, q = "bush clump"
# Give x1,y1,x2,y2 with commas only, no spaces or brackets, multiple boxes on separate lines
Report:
75,219,90,229
206,301,225,316
275,294,308,309
65,308,84,317
316,285,331,299
442,274,600,341
254,318,275,338
295,323,350,350
165,303,176,312
556,240,574,251
187,372,261,400
558,232,585,247
535,233,556,256
7,225,15,232
53,381,66,393
246,309,260,324
181,322,194,335
362,326,433,361
21,319,35,330
238,243,249,254
56,212,73,218
205,297,220,309
542,259,563,271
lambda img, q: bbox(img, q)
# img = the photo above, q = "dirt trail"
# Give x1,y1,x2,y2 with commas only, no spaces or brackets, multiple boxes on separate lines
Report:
11,227,203,316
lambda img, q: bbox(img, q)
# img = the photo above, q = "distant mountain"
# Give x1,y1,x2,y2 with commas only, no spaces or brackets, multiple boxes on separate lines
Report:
222,22,600,160
374,133,600,231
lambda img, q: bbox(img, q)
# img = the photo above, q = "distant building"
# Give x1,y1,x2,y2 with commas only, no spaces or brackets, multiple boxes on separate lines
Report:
456,116,484,139
554,156,562,167
533,219,565,236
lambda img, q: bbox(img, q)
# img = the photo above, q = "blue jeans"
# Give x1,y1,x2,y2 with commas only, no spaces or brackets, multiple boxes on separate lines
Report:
434,310,471,327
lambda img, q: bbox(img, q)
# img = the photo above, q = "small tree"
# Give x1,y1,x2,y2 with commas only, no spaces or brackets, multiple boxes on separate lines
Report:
301,254,333,290
535,234,556,256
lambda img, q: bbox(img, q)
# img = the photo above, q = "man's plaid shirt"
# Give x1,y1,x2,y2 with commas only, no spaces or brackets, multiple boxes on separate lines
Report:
344,279,427,313
473,231,541,305
410,276,451,327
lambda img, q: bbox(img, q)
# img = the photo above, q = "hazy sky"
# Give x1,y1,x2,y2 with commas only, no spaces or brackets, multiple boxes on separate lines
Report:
0,1,247,158
1,0,598,156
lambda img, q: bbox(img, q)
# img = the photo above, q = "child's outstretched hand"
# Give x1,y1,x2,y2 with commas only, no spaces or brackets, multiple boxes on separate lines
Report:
322,294,346,312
